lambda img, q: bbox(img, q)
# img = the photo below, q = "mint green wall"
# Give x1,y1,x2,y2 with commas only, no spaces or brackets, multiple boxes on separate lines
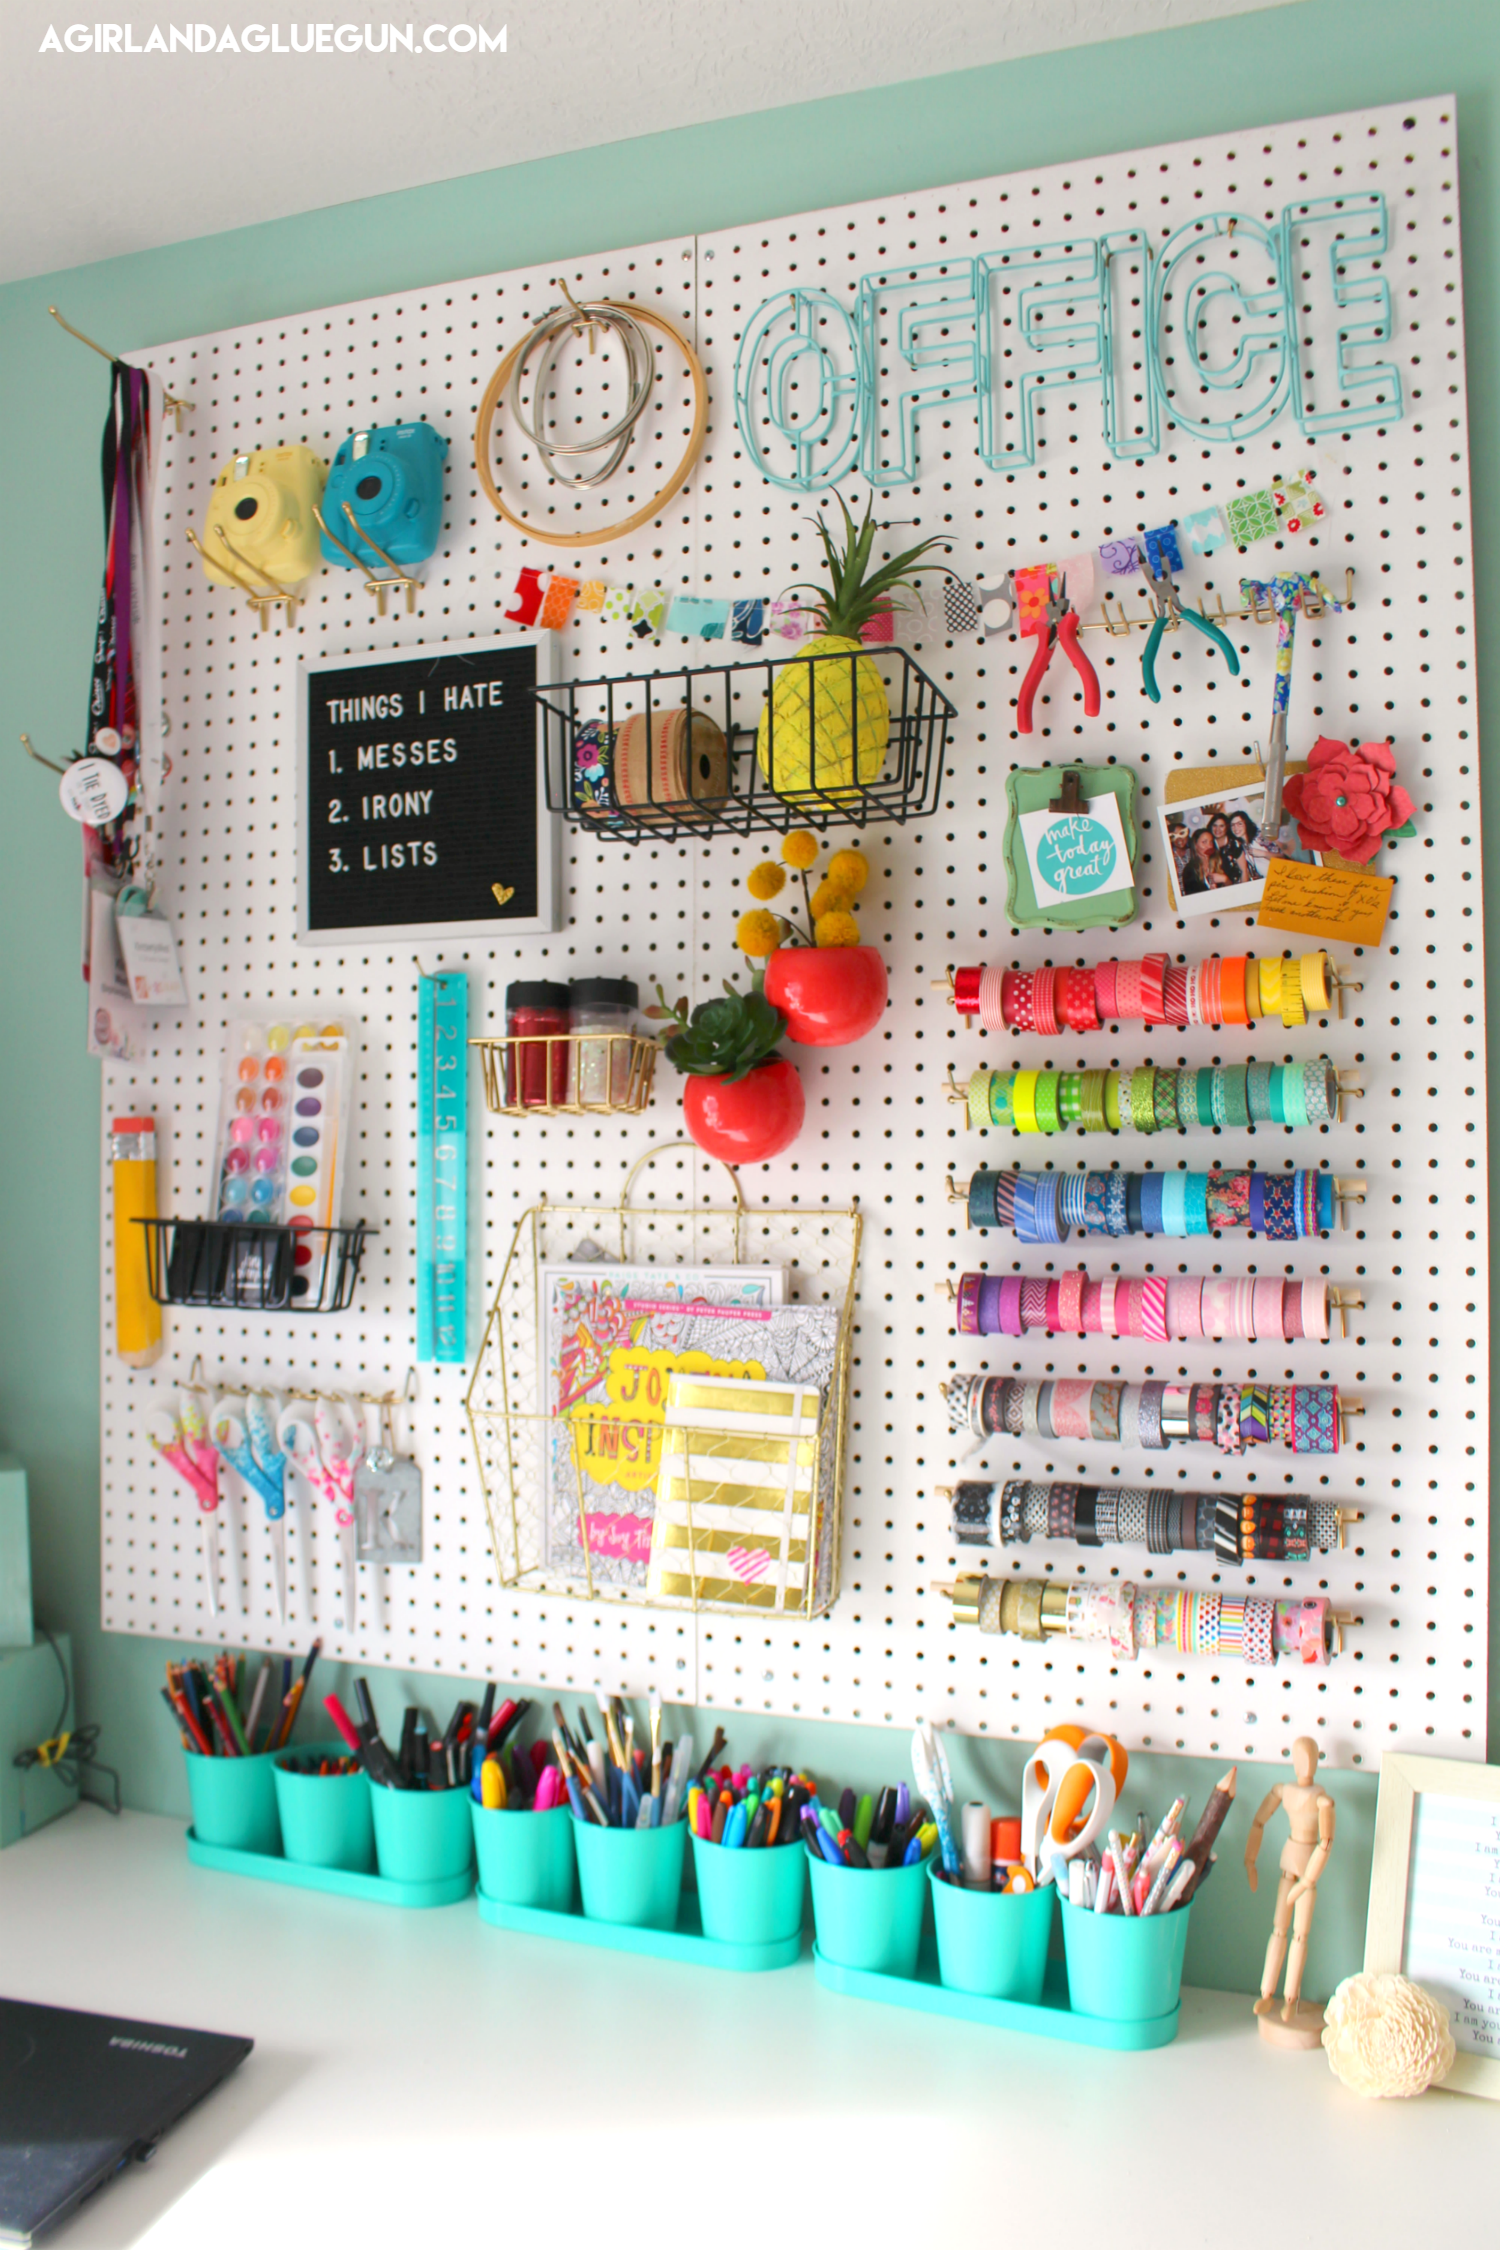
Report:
1,0,1495,1999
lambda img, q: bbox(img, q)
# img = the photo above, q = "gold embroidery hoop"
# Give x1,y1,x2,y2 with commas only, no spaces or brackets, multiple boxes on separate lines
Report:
474,300,708,549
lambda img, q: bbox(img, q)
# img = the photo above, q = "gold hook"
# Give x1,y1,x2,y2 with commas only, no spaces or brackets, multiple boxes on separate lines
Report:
312,502,419,617
20,732,70,776
49,306,192,428
555,277,598,352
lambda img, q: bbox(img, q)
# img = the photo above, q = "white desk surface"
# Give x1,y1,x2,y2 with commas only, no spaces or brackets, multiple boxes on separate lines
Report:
0,1808,1488,2248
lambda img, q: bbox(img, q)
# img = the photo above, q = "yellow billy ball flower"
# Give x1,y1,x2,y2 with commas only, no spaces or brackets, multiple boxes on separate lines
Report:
814,909,862,949
809,877,853,921
781,829,819,871
825,848,870,896
746,860,787,901
736,909,785,958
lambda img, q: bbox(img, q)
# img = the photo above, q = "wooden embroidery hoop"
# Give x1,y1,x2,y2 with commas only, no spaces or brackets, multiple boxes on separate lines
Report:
474,299,709,549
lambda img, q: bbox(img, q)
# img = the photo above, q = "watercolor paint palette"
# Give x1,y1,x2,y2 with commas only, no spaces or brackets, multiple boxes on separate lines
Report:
208,1017,355,1294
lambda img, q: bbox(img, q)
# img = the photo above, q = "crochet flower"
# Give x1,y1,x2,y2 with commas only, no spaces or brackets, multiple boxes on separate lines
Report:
781,830,819,871
1282,736,1415,864
746,860,787,902
1322,1972,1455,2099
814,909,862,949
825,848,870,896
735,909,784,959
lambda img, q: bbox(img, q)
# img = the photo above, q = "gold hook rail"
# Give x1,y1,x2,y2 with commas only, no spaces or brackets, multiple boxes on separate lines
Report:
180,1354,417,1410
49,305,192,430
946,1171,1366,1220
1094,568,1355,638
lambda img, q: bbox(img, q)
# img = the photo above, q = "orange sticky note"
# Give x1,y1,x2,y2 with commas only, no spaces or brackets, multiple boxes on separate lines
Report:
1256,858,1394,946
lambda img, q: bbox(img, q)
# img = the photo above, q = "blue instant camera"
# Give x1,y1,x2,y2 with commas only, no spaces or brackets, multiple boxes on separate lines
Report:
318,422,448,571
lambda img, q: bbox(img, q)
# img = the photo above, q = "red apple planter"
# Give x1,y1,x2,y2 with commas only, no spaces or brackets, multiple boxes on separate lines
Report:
682,1061,805,1164
763,945,888,1047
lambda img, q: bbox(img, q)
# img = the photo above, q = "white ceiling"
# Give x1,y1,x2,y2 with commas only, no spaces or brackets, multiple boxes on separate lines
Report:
1,0,1289,285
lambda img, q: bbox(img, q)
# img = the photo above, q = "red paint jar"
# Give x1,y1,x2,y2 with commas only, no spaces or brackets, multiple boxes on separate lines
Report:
505,980,570,1108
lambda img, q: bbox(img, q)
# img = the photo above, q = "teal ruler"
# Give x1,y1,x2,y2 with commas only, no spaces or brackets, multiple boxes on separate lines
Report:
417,971,468,1364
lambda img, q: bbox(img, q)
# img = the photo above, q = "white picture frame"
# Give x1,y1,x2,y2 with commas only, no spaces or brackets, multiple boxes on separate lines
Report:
296,630,560,945
1365,1751,1500,2099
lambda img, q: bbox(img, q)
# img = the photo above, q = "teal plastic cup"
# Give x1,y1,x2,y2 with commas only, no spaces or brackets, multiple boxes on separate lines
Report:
473,1802,576,1911
370,1781,476,1885
184,1748,282,1857
273,1743,375,1874
928,1867,1056,2002
1061,1896,1192,2021
691,1833,807,1946
807,1846,929,1978
574,1816,686,1931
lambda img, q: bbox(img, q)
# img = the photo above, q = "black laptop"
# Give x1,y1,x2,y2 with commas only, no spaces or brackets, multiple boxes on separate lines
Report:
0,1999,252,2245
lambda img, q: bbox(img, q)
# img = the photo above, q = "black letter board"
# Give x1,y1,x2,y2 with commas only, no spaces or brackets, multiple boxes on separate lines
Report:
296,632,559,944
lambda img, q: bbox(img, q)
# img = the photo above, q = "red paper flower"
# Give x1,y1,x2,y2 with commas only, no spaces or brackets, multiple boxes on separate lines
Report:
1282,736,1415,864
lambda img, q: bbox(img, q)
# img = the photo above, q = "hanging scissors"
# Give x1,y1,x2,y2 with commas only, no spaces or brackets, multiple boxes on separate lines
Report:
911,1718,962,1877
1137,552,1240,704
278,1394,361,1631
146,1389,225,1621
1021,1729,1120,1881
1014,558,1101,735
211,1392,289,1624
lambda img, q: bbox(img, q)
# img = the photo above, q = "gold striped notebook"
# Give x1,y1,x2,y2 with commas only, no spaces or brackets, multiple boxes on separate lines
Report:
646,1372,824,1610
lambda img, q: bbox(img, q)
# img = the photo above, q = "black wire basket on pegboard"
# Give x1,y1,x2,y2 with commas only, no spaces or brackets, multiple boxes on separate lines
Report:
137,1218,374,1313
536,646,956,843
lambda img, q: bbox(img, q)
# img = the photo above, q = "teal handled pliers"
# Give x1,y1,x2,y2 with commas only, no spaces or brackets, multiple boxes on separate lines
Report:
1138,554,1240,703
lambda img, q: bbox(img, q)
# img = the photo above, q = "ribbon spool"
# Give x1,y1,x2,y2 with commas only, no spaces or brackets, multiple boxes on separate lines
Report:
600,707,731,825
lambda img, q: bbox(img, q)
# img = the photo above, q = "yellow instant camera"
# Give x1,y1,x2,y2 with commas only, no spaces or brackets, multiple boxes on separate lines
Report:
198,445,328,592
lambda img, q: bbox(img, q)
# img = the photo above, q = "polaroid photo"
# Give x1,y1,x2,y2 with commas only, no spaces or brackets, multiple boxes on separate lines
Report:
1157,781,1319,921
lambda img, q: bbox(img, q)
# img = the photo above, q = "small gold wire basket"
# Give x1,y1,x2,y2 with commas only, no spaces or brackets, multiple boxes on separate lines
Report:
465,1143,863,1617
471,1031,658,1119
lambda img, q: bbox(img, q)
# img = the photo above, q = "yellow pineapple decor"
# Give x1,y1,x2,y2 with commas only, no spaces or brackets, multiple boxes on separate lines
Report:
755,495,946,802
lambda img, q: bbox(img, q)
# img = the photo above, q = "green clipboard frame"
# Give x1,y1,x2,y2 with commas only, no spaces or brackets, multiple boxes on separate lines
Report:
1003,765,1139,931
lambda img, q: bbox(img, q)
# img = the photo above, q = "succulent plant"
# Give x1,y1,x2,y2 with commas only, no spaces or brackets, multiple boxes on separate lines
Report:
648,983,788,1082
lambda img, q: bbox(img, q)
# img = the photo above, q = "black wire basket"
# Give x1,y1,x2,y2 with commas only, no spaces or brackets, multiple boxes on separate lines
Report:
536,646,956,843
136,1218,373,1313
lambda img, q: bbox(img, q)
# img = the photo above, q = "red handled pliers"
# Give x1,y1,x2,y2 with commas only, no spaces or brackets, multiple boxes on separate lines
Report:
1014,566,1101,735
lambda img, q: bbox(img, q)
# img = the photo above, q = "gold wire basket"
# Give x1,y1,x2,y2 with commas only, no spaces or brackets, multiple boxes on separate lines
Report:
465,1143,863,1617
471,1031,659,1118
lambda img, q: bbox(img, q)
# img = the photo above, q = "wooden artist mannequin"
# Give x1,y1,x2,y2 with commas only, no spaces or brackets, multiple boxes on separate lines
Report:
1244,1735,1336,2049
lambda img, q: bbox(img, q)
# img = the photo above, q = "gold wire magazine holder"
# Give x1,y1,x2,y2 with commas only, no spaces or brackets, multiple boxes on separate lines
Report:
465,1144,863,1617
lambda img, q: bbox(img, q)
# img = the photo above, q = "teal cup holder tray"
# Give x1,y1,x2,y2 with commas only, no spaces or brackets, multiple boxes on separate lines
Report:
810,1885,1191,2050
477,1816,802,1970
185,1827,473,1908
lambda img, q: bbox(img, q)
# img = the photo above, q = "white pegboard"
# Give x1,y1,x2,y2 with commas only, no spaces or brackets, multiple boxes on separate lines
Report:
101,95,1487,1769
